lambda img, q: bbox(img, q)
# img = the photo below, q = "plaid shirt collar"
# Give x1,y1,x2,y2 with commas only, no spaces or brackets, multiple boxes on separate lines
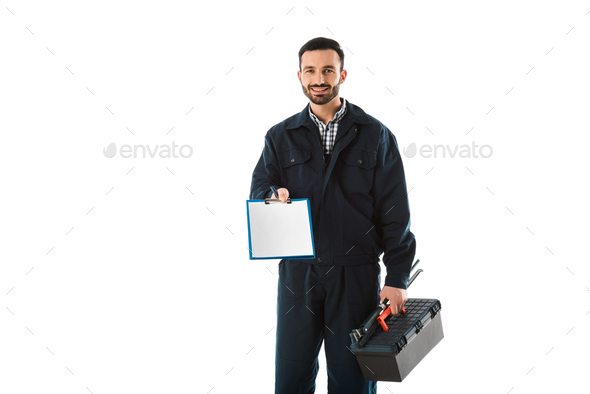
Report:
308,97,348,128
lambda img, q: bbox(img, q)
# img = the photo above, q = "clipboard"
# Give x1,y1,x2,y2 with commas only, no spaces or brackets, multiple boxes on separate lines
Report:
246,197,315,260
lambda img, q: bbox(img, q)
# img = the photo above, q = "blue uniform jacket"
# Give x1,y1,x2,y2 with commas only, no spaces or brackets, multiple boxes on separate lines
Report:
249,100,416,289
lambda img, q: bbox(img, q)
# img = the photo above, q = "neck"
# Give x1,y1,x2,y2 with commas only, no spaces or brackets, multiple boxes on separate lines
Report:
310,96,343,125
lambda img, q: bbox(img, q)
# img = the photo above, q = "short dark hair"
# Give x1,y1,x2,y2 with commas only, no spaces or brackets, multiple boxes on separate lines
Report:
298,37,345,73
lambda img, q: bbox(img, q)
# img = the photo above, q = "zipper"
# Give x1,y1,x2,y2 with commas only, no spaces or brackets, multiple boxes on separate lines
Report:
328,123,355,267
334,122,355,147
304,123,328,172
301,121,355,265
303,122,324,264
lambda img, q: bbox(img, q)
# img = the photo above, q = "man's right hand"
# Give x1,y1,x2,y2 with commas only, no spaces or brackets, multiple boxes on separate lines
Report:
272,188,290,202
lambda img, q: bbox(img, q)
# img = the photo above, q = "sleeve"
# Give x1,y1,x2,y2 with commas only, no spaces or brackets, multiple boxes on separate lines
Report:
371,126,417,289
249,130,283,200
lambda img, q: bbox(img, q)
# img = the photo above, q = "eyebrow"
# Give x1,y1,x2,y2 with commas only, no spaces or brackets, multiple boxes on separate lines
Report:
303,65,336,70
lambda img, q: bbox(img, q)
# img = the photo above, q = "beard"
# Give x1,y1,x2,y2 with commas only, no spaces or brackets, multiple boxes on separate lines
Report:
301,80,341,105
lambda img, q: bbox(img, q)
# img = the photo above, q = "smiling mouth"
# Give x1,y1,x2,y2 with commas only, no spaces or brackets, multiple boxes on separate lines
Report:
311,87,329,94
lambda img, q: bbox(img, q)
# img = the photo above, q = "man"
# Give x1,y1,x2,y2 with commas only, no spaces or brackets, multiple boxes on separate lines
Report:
249,37,416,394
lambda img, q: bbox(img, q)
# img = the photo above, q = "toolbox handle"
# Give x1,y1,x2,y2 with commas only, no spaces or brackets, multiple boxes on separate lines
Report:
352,259,423,346
379,267,423,328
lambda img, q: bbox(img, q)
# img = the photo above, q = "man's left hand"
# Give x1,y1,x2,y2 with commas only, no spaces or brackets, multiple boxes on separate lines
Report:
379,286,408,315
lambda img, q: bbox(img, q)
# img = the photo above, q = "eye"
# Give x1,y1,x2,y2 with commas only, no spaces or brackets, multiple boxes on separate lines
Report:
325,70,334,73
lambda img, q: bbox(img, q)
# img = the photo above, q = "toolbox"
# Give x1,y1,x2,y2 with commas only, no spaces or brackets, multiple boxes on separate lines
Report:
349,260,444,382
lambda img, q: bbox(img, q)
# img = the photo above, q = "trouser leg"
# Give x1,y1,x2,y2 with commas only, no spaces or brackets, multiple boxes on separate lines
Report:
323,262,381,394
275,260,325,394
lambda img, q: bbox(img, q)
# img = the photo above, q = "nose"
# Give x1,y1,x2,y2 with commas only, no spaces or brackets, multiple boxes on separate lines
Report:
312,73,326,86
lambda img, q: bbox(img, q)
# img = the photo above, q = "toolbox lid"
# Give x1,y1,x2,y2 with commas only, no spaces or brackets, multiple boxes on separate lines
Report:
351,298,441,354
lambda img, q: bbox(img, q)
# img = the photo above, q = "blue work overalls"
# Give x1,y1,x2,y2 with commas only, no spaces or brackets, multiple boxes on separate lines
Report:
249,99,416,393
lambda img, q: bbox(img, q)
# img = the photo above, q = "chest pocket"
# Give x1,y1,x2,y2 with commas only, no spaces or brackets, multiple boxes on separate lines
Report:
338,148,377,196
279,148,313,190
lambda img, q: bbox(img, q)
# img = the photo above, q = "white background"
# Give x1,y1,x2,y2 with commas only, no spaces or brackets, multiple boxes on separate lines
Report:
1,1,589,393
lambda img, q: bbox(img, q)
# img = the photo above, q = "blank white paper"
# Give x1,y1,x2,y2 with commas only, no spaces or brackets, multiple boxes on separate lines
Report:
247,199,314,259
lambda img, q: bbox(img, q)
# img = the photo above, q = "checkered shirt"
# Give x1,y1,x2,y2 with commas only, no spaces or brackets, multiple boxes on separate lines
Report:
308,97,348,155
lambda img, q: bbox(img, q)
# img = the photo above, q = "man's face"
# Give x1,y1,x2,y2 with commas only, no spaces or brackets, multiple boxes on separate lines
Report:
298,49,346,105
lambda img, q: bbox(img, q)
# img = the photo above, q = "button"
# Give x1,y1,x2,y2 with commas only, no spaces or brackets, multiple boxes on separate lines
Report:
357,159,362,164
354,127,358,132
291,158,295,162
318,257,322,262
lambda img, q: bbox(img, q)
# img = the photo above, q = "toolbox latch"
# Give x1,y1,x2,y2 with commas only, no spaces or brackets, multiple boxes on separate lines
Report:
395,336,407,352
430,300,442,318
415,320,424,333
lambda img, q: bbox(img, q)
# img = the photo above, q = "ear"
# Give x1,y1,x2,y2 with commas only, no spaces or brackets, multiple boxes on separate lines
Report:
340,69,348,84
297,70,301,83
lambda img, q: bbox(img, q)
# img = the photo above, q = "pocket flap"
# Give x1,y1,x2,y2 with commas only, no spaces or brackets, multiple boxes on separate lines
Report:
340,149,376,169
281,149,312,168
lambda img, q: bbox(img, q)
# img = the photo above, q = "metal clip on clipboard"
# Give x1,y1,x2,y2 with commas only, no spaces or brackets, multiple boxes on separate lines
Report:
266,186,291,204
264,197,292,204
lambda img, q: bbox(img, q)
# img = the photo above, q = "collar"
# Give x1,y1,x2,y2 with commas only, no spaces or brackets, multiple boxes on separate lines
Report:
308,97,348,127
286,97,372,130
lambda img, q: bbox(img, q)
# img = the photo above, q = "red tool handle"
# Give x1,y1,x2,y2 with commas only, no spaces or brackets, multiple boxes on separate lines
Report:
376,305,408,331
376,306,391,331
